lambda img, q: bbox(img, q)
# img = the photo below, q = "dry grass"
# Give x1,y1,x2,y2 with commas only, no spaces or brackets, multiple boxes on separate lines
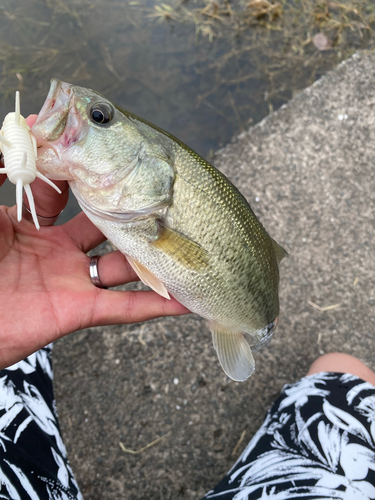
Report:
145,0,375,119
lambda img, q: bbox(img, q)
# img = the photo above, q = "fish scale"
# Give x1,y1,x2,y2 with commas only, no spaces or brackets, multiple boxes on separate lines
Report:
169,149,279,324
31,78,286,382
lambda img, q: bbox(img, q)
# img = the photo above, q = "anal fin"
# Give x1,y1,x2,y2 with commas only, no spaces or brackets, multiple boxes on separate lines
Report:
209,322,255,382
126,255,170,300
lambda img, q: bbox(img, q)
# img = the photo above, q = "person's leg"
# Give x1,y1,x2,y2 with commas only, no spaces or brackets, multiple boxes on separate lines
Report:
0,346,83,500
203,354,375,500
307,352,375,385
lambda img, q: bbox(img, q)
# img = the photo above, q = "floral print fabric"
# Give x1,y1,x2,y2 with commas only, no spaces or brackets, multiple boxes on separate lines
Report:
0,346,82,500
203,372,375,500
1,349,375,500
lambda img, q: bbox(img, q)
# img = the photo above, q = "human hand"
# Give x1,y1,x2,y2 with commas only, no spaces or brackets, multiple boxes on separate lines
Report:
0,115,189,369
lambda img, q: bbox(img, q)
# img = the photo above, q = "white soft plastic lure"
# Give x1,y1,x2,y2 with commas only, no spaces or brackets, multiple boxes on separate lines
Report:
0,91,61,230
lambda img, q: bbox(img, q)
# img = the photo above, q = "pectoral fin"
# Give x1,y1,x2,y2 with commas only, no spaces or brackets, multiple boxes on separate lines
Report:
151,223,209,272
209,322,255,382
126,255,170,300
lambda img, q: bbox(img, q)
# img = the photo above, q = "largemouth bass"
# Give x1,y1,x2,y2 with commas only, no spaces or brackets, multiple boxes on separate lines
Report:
32,79,286,382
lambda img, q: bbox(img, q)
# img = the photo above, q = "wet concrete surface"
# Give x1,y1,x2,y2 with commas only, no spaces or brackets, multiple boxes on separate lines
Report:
53,49,375,499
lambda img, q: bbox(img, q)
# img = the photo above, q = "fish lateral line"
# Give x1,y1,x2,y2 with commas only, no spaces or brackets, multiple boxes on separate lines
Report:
177,167,286,258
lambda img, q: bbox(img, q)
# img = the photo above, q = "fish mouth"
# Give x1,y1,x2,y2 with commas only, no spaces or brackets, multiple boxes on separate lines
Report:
32,78,85,148
32,79,73,143
31,79,85,180
39,79,72,117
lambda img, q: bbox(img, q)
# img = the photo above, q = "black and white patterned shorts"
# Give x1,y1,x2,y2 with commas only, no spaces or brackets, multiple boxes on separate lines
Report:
1,347,375,500
203,371,375,500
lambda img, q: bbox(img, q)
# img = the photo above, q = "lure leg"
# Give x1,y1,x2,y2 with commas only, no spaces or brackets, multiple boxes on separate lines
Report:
0,134,12,148
24,184,40,231
16,178,23,222
36,172,62,194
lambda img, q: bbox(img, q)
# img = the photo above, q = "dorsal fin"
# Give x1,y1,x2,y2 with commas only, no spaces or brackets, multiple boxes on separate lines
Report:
271,238,288,265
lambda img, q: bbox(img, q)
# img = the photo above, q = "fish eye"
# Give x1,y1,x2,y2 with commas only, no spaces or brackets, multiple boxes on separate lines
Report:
89,102,114,125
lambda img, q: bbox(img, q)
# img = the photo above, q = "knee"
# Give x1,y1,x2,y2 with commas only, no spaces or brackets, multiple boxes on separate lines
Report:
307,352,375,386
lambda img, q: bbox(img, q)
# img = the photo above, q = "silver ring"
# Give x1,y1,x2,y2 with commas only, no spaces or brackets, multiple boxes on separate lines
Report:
22,203,63,227
90,255,107,289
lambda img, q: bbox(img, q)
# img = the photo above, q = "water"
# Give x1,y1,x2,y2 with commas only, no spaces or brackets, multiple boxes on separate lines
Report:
0,0,373,222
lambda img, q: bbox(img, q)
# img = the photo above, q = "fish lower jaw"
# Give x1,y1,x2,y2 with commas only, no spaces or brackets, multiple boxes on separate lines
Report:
35,150,75,181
